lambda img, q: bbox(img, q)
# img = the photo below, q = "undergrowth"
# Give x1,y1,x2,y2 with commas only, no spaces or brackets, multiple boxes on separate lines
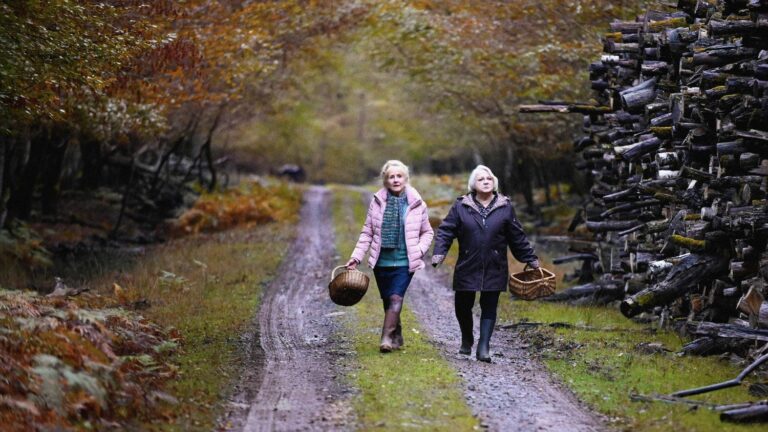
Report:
0,289,179,431
167,179,301,236
0,180,302,430
330,185,479,430
89,214,299,430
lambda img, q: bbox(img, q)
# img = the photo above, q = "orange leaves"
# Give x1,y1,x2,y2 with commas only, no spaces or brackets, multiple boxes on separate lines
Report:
0,290,179,430
167,180,301,237
135,37,203,79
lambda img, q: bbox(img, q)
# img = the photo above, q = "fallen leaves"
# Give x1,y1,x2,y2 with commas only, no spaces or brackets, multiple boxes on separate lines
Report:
0,289,180,430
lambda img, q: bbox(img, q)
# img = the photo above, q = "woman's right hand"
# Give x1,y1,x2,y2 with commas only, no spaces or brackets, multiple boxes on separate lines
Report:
345,258,358,270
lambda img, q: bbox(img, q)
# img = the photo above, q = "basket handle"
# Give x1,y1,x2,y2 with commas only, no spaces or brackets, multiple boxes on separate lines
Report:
331,265,348,283
524,263,544,278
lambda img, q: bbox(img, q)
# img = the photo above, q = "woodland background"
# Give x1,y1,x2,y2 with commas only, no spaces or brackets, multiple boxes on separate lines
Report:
0,0,648,241
13,2,768,431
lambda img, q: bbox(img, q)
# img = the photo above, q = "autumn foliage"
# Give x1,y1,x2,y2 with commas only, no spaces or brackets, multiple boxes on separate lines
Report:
0,290,180,431
167,180,302,237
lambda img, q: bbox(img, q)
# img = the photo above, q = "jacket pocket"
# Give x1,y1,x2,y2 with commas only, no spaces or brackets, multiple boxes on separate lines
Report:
456,250,478,271
491,249,506,268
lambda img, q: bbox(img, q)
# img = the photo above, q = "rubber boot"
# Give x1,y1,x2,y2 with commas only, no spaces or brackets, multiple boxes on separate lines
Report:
380,295,403,353
456,311,474,355
476,318,495,362
393,319,404,349
390,295,404,349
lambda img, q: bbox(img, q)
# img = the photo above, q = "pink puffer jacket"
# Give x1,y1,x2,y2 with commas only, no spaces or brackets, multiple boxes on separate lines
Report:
351,186,434,272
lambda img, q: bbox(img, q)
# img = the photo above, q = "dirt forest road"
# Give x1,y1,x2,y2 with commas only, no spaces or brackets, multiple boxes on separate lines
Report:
223,186,355,431
224,186,606,431
408,268,607,431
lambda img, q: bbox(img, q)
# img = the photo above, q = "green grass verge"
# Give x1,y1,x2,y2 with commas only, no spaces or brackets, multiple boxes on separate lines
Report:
330,185,479,430
499,300,767,432
88,223,297,430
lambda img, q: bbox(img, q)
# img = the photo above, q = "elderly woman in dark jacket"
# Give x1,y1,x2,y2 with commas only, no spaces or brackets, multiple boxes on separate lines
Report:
432,165,539,362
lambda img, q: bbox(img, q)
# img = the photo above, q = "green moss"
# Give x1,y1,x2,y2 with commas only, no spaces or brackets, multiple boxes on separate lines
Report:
650,127,672,138
670,234,707,251
648,17,688,31
330,186,478,430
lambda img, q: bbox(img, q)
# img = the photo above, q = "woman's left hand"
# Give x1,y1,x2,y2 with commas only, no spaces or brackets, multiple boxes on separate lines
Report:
528,260,540,269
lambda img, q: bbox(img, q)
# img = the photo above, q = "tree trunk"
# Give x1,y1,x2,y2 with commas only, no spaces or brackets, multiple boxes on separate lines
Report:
688,321,768,343
0,137,7,228
680,336,754,356
518,155,536,215
586,220,641,233
721,404,768,423
620,253,730,317
709,19,765,36
8,128,46,220
41,133,68,216
201,106,223,192
539,161,552,206
79,134,102,189
541,280,623,304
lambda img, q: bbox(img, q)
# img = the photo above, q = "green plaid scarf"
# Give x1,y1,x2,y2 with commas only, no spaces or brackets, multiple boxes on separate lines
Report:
381,192,406,249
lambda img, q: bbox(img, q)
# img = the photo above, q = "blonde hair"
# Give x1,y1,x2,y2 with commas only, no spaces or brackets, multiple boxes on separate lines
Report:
380,160,410,185
468,165,499,193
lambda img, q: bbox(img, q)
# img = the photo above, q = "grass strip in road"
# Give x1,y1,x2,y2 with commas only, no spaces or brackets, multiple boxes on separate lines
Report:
499,300,767,432
330,186,479,430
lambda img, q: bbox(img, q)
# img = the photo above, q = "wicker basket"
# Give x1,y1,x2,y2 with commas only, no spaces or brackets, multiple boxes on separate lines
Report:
509,266,556,300
328,265,369,306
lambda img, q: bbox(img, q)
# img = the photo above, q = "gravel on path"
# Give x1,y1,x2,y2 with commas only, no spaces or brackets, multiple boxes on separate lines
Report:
407,267,608,432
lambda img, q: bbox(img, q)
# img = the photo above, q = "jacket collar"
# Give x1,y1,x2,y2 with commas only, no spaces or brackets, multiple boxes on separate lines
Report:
374,186,423,208
460,193,510,215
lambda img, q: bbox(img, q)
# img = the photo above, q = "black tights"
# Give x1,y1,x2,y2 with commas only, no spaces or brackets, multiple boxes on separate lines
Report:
382,295,404,312
455,291,501,320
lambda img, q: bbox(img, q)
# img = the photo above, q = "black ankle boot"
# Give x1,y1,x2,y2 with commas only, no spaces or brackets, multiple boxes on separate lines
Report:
476,318,495,362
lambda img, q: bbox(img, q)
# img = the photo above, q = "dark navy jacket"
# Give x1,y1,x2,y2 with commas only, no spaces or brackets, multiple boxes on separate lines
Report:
433,194,537,292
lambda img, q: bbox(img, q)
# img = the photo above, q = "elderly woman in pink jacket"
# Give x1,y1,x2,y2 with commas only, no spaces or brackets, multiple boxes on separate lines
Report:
345,160,434,352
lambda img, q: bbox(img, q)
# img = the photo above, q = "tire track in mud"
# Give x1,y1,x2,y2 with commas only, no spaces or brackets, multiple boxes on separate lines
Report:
222,186,355,432
407,256,608,431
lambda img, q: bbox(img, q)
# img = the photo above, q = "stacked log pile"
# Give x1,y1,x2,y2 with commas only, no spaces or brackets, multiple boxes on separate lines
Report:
521,1,768,341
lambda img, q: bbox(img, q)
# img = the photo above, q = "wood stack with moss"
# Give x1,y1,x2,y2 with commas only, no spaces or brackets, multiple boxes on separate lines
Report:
520,0,768,404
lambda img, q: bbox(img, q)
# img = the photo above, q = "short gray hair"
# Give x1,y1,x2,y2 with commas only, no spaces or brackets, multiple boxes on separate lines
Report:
467,165,499,193
380,160,410,185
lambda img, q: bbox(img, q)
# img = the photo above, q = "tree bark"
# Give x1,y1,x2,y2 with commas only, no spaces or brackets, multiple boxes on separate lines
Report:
79,134,102,189
111,159,136,239
688,321,768,342
620,253,730,317
541,280,623,304
586,220,641,233
0,137,7,228
721,403,768,423
41,131,68,216
7,128,46,220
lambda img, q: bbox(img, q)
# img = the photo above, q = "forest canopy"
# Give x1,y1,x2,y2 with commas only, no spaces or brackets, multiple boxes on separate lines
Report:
0,0,648,229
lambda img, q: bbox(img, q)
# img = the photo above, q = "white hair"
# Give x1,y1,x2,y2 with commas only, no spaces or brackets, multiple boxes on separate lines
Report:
380,160,410,185
467,165,499,193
